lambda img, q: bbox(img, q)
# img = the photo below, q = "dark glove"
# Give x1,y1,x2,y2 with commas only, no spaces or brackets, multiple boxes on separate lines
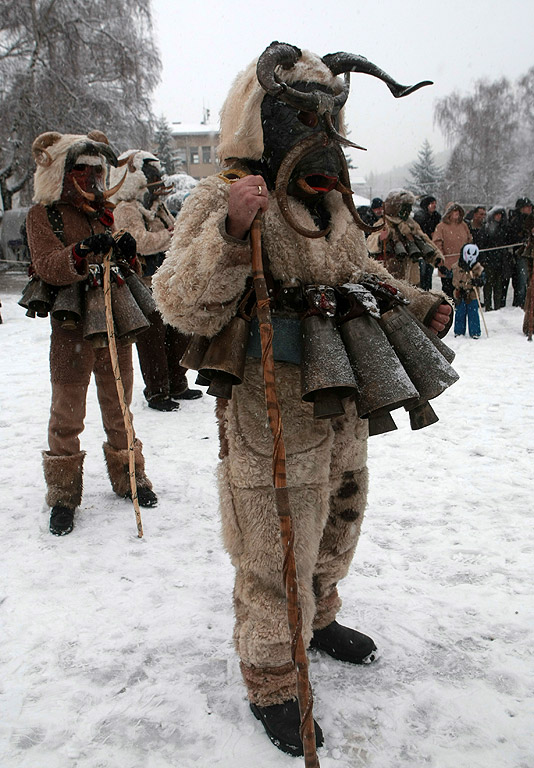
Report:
113,231,137,264
438,265,448,276
471,277,484,287
73,233,115,259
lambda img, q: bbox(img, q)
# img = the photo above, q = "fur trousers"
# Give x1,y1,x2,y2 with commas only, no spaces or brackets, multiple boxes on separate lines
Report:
217,360,369,706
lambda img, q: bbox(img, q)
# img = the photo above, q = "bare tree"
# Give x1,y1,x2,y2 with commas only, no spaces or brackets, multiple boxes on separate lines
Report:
434,78,518,205
0,0,161,208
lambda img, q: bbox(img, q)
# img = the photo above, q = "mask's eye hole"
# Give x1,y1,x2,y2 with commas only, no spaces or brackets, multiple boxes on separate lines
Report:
297,111,318,128
73,163,88,171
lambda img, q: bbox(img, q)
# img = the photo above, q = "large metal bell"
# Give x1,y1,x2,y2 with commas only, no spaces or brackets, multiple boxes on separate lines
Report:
51,282,83,330
300,314,357,419
198,316,250,400
23,278,56,318
406,239,423,260
368,410,398,436
110,281,150,343
83,284,109,348
339,313,419,419
181,333,211,371
125,273,157,317
379,305,459,404
407,309,456,364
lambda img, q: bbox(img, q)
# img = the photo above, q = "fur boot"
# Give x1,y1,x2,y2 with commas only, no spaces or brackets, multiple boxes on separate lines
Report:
103,440,153,498
42,450,85,509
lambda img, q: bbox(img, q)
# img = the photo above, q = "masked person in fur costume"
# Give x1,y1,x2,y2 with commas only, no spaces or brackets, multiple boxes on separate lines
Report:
26,131,157,537
153,43,454,757
109,150,202,411
366,188,442,286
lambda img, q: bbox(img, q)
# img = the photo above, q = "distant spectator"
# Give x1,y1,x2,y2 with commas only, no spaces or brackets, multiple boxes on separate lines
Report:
466,206,487,249
452,244,484,339
356,197,384,233
432,202,472,269
414,195,441,290
507,197,533,307
480,206,508,311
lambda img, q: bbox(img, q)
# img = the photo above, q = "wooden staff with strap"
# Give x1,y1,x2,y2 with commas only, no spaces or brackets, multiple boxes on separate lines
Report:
102,248,144,538
250,213,320,768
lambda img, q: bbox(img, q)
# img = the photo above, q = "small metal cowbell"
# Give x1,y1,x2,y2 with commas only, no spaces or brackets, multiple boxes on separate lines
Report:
300,314,357,419
51,282,83,330
110,281,150,344
339,313,419,421
125,273,157,317
198,316,250,400
83,284,109,348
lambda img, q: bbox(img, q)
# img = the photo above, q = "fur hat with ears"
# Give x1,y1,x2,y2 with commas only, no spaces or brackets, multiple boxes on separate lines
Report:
32,130,116,205
384,188,415,216
108,150,161,204
217,49,347,165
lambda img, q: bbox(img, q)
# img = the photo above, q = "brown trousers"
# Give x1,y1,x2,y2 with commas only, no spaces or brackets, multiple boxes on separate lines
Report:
48,320,135,455
135,310,189,401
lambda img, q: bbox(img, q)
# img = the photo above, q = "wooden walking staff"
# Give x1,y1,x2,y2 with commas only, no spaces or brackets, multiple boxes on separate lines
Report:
469,271,489,338
250,213,320,768
102,248,144,538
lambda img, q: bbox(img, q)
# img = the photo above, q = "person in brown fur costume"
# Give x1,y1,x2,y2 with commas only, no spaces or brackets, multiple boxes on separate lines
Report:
366,188,442,285
153,43,453,756
26,131,157,536
109,150,202,411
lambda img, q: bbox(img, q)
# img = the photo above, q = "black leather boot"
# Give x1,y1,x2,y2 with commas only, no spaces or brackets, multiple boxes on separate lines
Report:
310,620,377,664
125,487,158,507
250,699,323,757
49,505,75,536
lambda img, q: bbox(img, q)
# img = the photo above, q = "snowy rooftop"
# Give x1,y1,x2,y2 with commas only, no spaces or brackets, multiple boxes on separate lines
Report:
170,122,220,136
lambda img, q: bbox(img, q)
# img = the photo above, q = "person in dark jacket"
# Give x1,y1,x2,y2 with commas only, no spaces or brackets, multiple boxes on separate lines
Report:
414,195,441,289
480,206,508,311
356,197,383,233
507,197,533,307
466,206,487,249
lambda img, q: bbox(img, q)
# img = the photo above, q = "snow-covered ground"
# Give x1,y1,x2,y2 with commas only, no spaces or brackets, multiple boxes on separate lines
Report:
1,270,533,768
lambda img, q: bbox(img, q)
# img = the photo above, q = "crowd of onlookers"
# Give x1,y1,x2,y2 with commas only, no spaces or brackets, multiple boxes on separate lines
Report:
359,193,533,311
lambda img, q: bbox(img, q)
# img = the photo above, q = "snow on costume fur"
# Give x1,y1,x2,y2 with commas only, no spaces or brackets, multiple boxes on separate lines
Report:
153,47,449,707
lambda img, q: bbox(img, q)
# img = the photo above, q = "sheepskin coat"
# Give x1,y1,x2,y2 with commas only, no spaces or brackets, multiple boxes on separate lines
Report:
366,213,441,285
153,173,447,704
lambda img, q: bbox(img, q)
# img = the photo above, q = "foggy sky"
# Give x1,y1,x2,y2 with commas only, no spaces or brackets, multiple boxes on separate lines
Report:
150,0,533,177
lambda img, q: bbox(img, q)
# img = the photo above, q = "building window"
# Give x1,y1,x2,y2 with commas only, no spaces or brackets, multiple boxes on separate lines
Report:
190,149,199,164
202,146,212,164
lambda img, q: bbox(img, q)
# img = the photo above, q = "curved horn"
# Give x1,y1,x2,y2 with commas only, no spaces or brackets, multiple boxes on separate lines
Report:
275,132,331,239
32,131,62,167
332,143,383,235
322,52,433,98
257,41,344,115
103,170,128,200
87,130,110,144
92,141,119,168
72,176,96,201
324,112,366,151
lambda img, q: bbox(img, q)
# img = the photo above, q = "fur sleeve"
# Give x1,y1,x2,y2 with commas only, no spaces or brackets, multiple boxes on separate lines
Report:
152,177,252,338
26,204,88,286
113,201,171,256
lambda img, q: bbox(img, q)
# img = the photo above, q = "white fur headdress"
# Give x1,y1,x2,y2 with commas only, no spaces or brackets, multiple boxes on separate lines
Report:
32,130,114,205
109,150,160,203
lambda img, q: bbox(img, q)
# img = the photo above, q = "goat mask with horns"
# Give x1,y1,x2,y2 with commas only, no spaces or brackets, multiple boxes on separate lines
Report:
32,130,127,217
218,42,432,237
